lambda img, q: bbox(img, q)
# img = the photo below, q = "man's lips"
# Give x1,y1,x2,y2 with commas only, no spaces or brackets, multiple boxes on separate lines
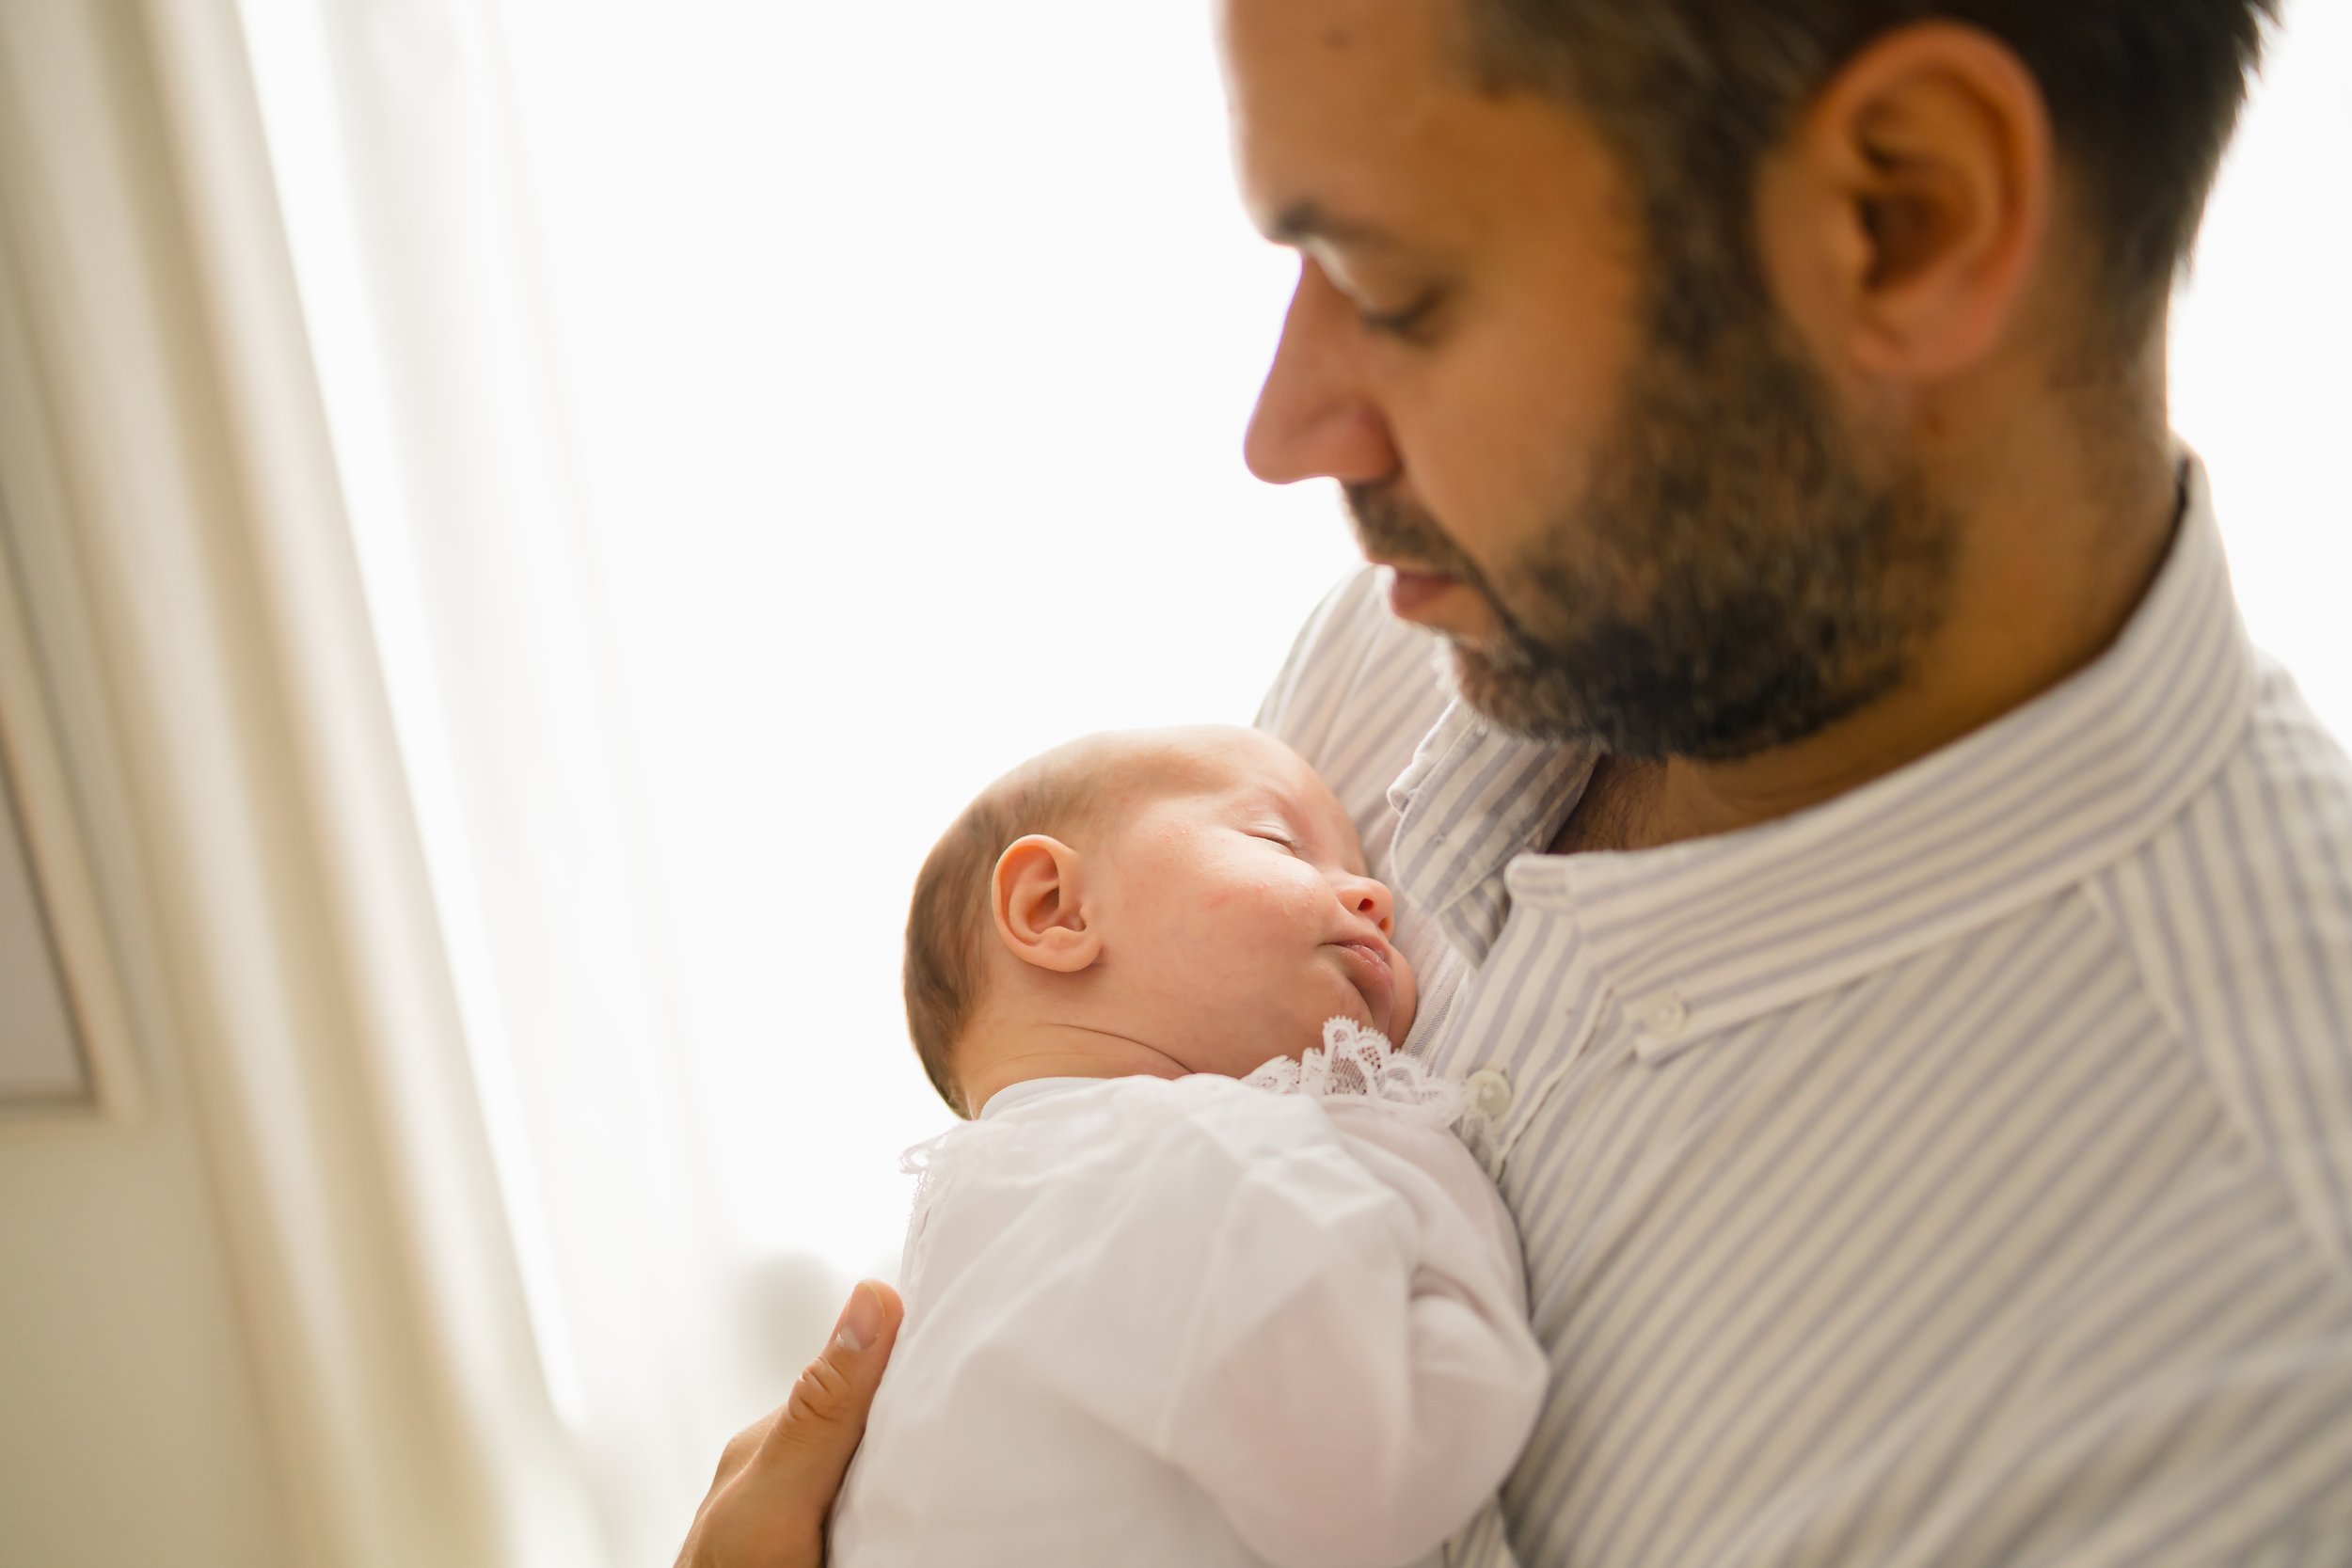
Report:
1327,939,1396,1024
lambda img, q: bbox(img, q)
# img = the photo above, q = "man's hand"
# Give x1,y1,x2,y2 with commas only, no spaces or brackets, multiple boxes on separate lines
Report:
674,1280,905,1568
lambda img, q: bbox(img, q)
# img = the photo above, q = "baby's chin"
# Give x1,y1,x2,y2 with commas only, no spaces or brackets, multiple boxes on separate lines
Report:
1348,986,1416,1052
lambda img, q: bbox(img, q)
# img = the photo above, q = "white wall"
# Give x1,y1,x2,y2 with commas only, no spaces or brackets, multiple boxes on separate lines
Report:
0,1092,292,1567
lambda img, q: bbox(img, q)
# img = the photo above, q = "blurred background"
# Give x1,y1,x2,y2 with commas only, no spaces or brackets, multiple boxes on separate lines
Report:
0,1,2344,1564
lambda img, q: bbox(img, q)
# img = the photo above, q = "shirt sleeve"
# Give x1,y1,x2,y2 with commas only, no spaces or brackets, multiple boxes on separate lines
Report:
1153,1108,1547,1568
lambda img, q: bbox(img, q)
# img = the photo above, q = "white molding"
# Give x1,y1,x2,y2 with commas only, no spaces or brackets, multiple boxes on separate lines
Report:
0,475,143,1124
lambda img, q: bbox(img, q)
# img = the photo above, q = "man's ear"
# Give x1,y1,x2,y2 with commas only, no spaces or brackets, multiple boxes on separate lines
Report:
992,835,1104,974
1757,21,2054,383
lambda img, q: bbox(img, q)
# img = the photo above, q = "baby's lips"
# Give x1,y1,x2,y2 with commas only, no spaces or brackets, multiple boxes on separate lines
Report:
1328,939,1398,1029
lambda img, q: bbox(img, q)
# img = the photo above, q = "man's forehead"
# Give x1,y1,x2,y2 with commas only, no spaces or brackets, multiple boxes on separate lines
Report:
1219,0,1625,271
1216,0,1460,72
1218,0,1468,227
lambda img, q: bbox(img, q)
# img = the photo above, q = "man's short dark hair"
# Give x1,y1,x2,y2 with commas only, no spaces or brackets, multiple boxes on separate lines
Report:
1463,0,2279,342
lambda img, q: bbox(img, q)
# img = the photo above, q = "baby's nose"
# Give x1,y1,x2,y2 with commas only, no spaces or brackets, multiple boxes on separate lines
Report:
1343,876,1395,936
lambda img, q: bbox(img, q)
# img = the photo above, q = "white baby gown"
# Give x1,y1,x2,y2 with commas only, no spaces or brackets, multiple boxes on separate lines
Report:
828,1020,1546,1568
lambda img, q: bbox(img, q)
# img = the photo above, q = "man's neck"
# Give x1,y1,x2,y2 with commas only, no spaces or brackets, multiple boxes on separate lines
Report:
1554,443,2184,857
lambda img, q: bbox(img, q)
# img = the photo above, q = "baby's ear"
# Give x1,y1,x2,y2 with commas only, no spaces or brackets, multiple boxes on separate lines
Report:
992,836,1103,974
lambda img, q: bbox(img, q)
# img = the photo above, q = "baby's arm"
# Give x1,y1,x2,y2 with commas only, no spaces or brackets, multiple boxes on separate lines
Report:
1156,1105,1545,1568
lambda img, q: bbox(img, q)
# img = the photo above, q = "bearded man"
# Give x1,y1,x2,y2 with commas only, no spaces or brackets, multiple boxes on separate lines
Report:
680,2,2352,1563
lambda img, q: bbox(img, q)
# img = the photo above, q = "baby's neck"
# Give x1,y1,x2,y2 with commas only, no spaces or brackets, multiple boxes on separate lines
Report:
960,1020,1189,1118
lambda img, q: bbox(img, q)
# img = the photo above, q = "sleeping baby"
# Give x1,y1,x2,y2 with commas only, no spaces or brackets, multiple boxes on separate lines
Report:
827,724,1544,1568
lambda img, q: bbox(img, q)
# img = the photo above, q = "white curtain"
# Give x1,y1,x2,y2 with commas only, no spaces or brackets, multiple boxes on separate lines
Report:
2,0,695,1561
222,0,775,1560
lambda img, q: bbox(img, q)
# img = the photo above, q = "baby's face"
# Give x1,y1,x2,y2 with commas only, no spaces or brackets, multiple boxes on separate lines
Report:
1086,728,1417,1075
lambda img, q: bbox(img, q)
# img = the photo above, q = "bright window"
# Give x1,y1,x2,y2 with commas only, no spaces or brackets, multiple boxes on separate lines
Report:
489,2,1360,1286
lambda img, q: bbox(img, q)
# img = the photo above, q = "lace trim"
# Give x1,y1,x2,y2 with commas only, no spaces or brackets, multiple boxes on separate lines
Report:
1241,1017,1467,1128
900,1132,952,1180
899,1022,1468,1253
898,1132,948,1268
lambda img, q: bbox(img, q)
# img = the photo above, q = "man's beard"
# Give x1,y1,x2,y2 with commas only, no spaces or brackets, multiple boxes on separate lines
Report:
1349,251,1957,763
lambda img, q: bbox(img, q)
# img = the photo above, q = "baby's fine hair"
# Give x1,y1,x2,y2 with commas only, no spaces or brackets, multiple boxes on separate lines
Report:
903,756,1102,1118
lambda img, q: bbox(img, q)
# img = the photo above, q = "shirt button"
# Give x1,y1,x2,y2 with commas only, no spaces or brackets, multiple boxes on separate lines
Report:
1465,1069,1514,1119
1634,990,1689,1037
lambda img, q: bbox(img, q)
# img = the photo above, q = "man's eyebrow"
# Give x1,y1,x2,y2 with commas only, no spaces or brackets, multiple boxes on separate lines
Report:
1268,198,1404,250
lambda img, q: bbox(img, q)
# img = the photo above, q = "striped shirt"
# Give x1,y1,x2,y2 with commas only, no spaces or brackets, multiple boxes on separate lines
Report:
1256,452,2352,1568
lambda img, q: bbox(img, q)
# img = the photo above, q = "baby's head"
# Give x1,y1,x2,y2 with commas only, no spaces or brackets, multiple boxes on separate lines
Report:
904,725,1417,1117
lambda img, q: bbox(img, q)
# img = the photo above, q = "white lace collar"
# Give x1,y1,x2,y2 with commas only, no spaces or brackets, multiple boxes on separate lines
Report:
922,1020,1470,1186
1240,1017,1467,1129
975,1076,1103,1120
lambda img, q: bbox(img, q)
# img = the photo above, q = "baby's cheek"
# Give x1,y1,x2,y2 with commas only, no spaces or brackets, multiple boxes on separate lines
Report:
1176,902,1264,972
1186,876,1324,980
1202,876,1295,932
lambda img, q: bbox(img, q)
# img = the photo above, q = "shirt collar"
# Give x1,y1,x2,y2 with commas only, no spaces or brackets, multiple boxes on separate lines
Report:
1387,452,2258,1055
1385,700,1599,965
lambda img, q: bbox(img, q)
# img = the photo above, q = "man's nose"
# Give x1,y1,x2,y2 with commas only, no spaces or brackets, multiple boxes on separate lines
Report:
1243,260,1401,487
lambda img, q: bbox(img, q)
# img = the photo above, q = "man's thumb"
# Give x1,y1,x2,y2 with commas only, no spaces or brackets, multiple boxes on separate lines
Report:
771,1281,904,1480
